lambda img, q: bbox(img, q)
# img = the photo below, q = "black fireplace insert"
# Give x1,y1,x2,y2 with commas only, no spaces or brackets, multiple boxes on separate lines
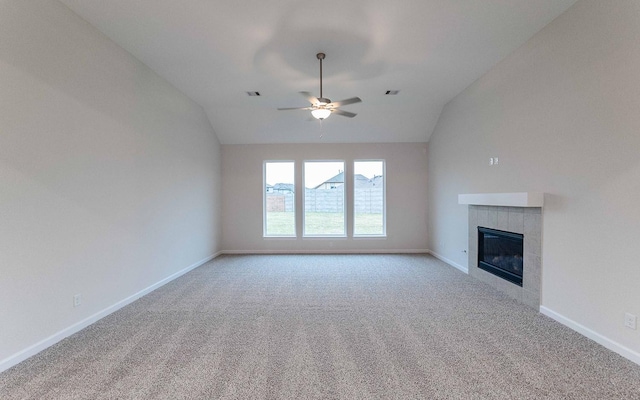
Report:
478,227,523,286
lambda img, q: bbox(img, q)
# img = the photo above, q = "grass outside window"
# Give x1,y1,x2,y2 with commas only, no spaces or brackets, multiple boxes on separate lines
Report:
267,212,384,236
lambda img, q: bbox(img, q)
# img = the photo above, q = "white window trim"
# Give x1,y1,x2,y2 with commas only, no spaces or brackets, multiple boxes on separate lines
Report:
303,160,347,238
263,160,296,238
353,159,386,237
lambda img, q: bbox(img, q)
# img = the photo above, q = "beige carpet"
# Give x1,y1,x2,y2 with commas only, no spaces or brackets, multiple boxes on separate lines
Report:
1,254,639,399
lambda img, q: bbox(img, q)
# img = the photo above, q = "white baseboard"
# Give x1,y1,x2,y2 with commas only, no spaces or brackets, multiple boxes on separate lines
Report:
0,253,219,374
540,306,640,366
221,249,430,255
428,250,468,274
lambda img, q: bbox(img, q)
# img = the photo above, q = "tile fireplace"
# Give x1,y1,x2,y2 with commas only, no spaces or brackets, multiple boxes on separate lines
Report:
460,193,543,309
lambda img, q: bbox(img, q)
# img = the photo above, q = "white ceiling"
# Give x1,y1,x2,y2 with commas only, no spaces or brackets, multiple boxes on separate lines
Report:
59,0,577,144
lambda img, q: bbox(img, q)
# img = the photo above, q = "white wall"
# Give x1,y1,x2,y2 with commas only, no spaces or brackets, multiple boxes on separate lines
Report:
428,0,640,362
222,143,428,253
0,1,222,367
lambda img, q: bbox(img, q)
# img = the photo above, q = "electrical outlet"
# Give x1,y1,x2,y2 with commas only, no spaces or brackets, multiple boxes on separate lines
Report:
489,157,494,166
624,313,636,330
73,294,82,307
494,157,499,165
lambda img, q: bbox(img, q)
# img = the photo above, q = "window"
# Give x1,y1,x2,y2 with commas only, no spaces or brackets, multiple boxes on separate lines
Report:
264,161,295,237
303,161,345,236
354,160,385,236
264,159,385,239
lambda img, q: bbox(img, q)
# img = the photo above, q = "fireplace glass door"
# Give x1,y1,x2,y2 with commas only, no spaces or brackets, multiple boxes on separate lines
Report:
478,227,523,286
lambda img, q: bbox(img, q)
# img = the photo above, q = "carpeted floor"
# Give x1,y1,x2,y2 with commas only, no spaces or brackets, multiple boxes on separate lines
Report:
1,254,639,399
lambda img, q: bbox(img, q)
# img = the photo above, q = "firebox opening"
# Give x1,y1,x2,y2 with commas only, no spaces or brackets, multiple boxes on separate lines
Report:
478,226,523,286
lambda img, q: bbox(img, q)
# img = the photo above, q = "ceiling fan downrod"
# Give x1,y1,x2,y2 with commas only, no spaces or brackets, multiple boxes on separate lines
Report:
317,52,325,102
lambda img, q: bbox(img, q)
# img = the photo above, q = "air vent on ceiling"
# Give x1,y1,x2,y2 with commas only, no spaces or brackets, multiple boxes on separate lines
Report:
246,91,261,96
385,90,400,95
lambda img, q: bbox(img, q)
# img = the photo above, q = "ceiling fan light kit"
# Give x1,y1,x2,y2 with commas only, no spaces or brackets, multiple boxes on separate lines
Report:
311,108,331,120
278,52,361,120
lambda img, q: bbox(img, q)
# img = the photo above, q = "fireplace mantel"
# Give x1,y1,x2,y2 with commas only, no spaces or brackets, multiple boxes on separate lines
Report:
458,192,544,207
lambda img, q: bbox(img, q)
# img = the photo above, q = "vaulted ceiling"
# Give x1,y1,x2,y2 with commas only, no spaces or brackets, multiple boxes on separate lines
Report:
59,0,577,144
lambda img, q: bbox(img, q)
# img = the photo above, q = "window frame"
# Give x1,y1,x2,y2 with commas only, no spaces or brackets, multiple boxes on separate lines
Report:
353,159,387,237
263,160,296,238
302,160,347,238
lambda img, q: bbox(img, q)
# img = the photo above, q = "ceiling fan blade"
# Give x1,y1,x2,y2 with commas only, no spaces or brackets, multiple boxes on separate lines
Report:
333,109,357,118
330,97,362,107
277,106,313,111
300,91,319,105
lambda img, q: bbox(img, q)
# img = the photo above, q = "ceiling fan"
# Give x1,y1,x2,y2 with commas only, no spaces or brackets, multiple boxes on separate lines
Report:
278,53,362,120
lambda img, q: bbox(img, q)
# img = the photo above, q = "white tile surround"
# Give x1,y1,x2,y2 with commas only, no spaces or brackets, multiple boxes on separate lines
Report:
468,205,542,309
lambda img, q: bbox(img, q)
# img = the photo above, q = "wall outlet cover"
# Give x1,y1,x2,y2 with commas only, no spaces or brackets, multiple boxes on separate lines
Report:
624,313,636,330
